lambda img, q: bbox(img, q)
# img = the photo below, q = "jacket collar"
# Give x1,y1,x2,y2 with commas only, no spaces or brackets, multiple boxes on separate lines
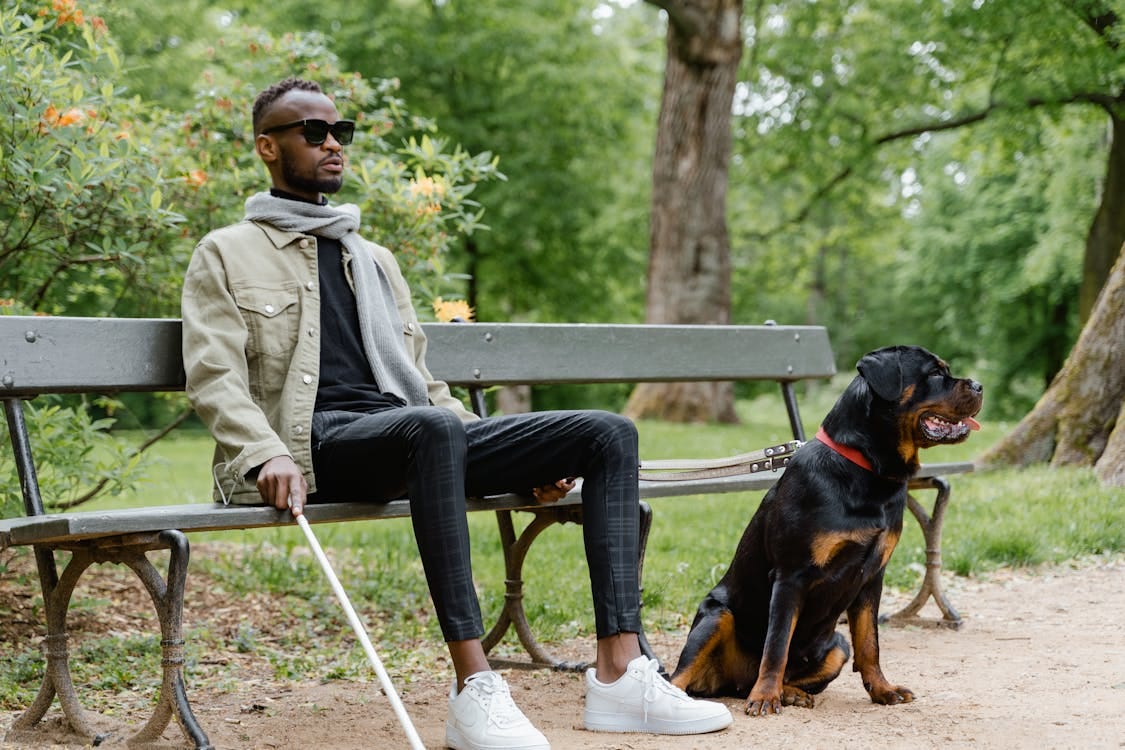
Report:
251,220,313,250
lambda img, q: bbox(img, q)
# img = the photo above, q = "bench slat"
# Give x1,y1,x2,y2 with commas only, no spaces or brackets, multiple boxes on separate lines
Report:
0,317,835,395
1,317,184,394
0,462,972,548
425,323,836,385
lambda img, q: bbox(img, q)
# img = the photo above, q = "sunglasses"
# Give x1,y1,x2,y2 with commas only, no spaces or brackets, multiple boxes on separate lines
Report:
260,118,356,146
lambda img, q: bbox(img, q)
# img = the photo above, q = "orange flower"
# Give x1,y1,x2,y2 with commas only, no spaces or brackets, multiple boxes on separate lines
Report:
40,105,85,131
57,108,84,126
185,169,208,188
432,297,474,323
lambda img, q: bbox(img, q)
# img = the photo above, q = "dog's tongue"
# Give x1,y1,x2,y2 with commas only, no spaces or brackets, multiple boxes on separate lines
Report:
965,416,982,431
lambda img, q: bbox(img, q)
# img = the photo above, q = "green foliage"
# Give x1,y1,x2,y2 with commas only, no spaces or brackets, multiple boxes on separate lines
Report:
0,1,184,316
0,396,148,517
728,0,1122,406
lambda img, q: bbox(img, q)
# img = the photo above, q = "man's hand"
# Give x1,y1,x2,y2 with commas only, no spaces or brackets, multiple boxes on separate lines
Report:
532,477,576,505
256,455,308,515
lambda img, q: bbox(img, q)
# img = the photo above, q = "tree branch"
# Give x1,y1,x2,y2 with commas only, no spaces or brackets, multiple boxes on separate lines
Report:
750,92,1122,240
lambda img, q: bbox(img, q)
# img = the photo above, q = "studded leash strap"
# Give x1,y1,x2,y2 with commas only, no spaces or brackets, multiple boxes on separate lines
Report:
639,440,804,482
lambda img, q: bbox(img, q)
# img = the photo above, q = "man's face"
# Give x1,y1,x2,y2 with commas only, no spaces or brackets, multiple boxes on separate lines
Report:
256,90,346,201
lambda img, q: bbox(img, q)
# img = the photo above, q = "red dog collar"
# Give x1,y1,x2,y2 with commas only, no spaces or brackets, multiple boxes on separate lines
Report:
815,426,873,472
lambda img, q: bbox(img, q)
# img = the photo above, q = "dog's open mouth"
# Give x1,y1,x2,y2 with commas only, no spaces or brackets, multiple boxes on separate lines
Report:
920,413,981,442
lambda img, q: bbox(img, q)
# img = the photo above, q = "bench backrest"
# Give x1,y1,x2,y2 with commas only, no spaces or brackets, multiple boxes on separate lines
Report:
0,316,835,394
2,315,836,521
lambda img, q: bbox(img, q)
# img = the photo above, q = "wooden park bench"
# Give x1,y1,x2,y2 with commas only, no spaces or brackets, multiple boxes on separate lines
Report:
0,315,972,749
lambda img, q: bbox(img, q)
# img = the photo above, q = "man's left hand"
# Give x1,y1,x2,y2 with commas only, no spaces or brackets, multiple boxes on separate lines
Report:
533,477,576,505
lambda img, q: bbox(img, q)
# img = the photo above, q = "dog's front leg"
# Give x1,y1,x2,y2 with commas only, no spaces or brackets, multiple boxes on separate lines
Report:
847,578,914,705
745,577,802,716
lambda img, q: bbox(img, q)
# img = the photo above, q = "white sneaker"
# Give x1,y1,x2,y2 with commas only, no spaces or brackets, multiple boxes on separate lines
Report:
446,671,550,750
584,655,733,735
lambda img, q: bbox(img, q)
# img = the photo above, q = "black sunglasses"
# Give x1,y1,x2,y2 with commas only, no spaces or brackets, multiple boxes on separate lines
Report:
260,118,355,146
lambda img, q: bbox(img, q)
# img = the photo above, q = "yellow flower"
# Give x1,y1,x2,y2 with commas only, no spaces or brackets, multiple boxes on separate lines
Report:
432,297,474,323
410,175,446,199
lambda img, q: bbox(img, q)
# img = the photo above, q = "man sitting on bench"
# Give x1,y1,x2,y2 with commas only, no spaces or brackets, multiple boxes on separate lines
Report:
180,77,731,750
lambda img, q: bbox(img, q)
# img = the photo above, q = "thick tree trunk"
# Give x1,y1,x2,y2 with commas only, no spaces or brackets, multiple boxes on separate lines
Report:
1080,113,1125,321
626,0,743,423
979,246,1125,485
1096,400,1125,486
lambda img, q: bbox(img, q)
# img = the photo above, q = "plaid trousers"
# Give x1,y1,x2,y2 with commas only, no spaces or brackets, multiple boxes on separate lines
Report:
310,407,642,643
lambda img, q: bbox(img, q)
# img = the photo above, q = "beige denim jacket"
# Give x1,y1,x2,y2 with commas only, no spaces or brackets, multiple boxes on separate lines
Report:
181,219,476,504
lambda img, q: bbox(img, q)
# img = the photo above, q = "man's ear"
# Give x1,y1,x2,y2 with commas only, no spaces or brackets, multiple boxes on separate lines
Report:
255,134,279,164
856,346,904,401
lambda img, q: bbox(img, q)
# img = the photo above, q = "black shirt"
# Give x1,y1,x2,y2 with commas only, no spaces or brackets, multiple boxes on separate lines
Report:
267,190,406,414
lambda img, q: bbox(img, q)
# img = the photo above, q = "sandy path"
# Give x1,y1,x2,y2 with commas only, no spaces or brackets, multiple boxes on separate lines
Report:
4,555,1123,749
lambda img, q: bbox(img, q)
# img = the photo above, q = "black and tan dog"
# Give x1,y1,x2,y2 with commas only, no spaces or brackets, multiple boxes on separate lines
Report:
670,345,983,715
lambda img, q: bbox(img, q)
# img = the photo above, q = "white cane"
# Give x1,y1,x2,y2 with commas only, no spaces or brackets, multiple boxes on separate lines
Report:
290,498,426,750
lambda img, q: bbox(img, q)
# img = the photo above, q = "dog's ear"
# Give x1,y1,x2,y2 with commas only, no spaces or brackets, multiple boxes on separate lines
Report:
856,347,905,401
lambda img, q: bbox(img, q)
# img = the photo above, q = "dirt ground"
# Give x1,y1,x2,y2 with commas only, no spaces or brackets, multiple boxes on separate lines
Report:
2,554,1124,750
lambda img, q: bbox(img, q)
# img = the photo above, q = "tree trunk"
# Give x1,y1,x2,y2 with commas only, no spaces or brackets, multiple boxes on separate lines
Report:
626,0,744,423
1080,113,1125,322
979,246,1125,485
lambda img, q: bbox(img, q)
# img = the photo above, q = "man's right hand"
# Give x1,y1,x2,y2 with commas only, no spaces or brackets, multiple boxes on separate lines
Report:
256,455,308,516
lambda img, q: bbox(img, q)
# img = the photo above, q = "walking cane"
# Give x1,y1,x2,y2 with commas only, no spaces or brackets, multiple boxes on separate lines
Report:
290,498,426,750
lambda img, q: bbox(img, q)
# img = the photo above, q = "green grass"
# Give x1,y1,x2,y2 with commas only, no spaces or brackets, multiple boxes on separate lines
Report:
3,385,1123,700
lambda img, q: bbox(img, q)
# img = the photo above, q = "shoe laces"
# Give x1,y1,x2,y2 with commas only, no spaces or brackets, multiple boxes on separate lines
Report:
634,658,691,719
466,673,525,729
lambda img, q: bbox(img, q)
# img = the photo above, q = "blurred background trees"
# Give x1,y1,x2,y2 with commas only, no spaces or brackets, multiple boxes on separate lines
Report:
2,0,1123,493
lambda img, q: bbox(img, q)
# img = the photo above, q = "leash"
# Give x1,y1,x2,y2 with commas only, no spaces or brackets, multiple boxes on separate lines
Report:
639,440,803,482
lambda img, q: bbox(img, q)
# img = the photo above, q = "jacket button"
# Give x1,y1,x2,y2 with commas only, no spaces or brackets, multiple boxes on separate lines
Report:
302,374,313,385
299,239,310,249
294,425,303,434
407,322,415,332
264,304,275,314
306,281,315,291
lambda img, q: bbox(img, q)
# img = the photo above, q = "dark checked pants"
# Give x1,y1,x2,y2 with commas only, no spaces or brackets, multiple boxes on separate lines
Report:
310,407,642,644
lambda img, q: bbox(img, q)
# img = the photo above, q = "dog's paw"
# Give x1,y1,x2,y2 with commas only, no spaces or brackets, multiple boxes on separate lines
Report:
781,685,815,709
744,693,783,716
869,684,915,705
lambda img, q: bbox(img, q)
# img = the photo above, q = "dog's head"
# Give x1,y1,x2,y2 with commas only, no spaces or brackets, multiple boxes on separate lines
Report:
822,345,983,477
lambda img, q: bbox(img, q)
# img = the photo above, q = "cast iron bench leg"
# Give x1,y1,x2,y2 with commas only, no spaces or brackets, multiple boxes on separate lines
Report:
7,547,102,744
883,476,963,629
7,533,213,749
483,502,657,672
124,531,212,749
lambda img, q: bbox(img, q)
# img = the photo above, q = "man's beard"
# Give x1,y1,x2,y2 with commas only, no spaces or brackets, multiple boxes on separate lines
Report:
281,157,343,195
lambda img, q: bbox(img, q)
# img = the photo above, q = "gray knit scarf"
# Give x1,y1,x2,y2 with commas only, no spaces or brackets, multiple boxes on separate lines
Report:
243,192,429,407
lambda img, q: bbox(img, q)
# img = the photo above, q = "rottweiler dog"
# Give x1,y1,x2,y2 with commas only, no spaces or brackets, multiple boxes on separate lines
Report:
670,345,983,715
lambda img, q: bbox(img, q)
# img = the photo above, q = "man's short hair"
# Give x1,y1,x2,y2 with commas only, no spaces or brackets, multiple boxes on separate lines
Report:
252,78,324,135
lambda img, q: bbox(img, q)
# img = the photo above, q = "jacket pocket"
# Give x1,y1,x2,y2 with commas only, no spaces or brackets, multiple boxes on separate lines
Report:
232,282,301,357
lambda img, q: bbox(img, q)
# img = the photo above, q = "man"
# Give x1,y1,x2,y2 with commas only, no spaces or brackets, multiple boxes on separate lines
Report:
181,77,732,750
